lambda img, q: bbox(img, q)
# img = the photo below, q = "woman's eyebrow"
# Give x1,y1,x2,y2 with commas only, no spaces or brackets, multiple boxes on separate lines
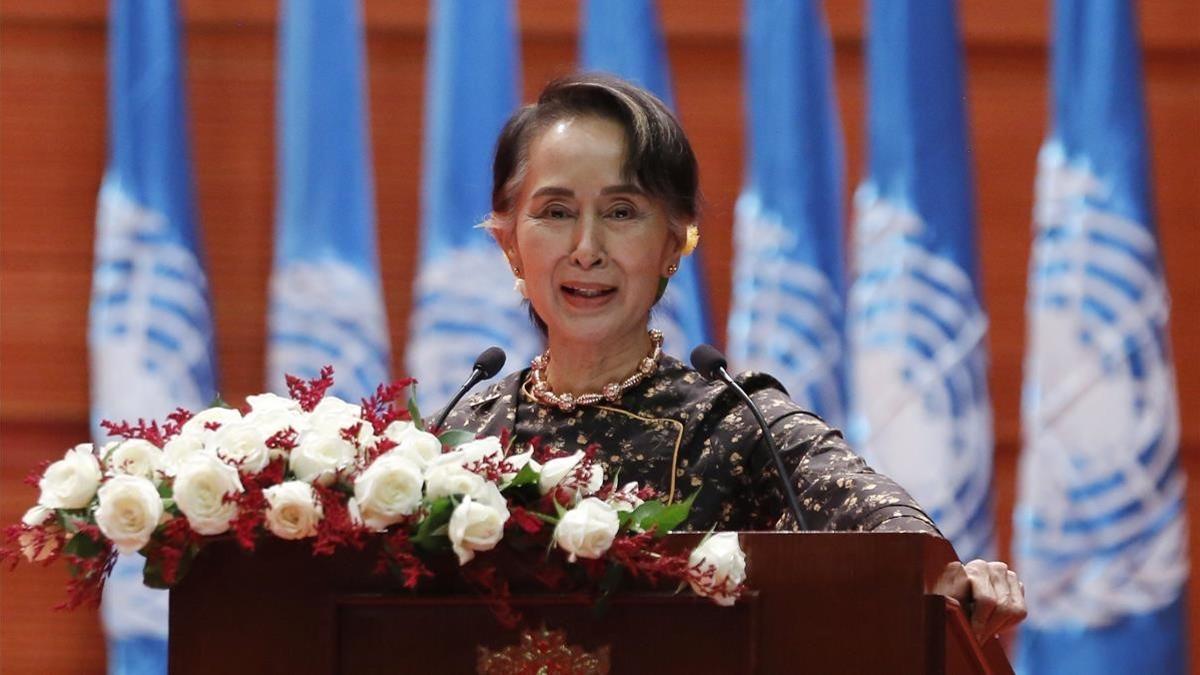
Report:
600,184,644,196
530,186,574,199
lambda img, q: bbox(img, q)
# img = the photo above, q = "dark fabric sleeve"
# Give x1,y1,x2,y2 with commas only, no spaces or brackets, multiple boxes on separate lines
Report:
741,387,941,535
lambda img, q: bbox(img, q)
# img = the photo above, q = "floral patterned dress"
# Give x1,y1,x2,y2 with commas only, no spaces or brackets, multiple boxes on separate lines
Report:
439,355,940,535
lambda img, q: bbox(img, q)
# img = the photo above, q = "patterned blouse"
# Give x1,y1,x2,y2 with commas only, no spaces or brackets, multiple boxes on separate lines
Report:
439,355,940,535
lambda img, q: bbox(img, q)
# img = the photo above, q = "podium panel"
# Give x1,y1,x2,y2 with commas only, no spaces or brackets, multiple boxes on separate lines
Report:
169,533,1012,674
337,594,758,673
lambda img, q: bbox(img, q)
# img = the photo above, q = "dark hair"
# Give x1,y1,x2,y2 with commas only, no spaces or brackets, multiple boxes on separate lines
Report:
487,73,701,336
489,72,700,229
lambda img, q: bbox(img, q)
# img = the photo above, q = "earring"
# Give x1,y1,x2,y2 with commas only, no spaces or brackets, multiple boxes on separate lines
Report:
513,277,527,298
666,263,678,276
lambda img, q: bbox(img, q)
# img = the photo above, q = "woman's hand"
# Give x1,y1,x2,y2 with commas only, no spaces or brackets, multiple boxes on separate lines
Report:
934,559,1027,643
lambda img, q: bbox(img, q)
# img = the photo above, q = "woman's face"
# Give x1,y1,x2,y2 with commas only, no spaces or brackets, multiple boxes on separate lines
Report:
500,115,681,351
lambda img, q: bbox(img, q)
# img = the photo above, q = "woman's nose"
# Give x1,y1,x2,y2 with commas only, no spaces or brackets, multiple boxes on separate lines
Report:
570,216,606,269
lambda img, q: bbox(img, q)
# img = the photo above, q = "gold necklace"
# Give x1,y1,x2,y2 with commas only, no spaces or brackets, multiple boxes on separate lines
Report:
529,330,664,412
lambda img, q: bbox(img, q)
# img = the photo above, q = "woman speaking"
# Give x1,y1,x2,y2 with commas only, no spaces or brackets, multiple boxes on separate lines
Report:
440,72,1025,641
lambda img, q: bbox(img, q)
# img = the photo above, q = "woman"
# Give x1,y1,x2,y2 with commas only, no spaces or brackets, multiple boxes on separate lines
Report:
440,73,1025,641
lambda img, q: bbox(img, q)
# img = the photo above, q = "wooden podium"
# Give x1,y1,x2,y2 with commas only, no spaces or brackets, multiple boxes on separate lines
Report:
169,533,1013,674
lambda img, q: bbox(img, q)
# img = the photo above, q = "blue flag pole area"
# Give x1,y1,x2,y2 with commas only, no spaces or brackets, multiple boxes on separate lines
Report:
89,1,219,672
1014,1,1189,672
268,0,391,401
727,0,847,425
406,0,539,406
846,0,996,562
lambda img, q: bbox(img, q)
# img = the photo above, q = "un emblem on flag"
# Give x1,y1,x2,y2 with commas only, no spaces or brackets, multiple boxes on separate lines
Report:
89,182,218,434
847,194,994,562
1017,148,1186,628
268,259,391,401
727,194,846,424
407,247,542,404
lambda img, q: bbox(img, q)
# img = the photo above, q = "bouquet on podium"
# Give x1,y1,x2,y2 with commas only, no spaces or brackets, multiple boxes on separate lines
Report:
3,368,745,622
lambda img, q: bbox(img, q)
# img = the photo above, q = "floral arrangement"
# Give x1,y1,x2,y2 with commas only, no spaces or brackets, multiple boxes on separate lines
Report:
2,368,745,624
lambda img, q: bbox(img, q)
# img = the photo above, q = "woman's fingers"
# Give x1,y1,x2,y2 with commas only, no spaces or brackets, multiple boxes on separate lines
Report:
1001,568,1028,631
982,562,1016,637
963,560,999,642
933,561,970,603
934,559,1029,643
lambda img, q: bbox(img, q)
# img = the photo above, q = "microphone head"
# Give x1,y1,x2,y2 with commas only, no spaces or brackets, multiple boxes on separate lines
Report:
473,346,507,379
690,344,728,380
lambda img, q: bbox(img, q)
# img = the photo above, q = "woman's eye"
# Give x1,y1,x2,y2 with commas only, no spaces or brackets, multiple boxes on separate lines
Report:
608,205,635,220
545,205,571,219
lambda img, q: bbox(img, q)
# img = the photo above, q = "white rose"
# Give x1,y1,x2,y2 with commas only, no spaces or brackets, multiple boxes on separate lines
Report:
243,407,310,443
346,497,364,528
210,421,270,474
447,495,508,565
289,431,358,485
471,482,508,512
262,481,322,540
245,392,301,414
19,505,59,562
354,454,423,530
381,420,413,442
608,481,645,513
22,504,54,527
104,439,163,481
38,444,103,509
180,407,242,440
553,497,619,562
309,396,373,446
687,532,747,607
450,437,503,464
423,462,487,502
500,450,539,482
387,427,442,468
174,454,244,535
161,434,206,477
95,475,164,554
538,451,603,500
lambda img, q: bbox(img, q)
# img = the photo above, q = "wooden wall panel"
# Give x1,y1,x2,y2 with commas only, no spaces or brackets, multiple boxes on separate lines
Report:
1,0,1197,671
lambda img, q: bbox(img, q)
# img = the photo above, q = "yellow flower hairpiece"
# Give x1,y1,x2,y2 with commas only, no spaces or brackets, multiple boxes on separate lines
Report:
681,224,700,257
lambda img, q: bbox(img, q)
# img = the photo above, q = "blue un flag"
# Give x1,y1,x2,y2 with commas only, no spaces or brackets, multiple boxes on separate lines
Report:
406,0,539,405
1014,2,1188,672
89,1,217,672
846,0,995,562
727,0,846,426
268,0,391,400
581,0,711,356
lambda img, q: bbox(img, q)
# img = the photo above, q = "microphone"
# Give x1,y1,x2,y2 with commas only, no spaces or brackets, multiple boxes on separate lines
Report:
690,344,809,531
431,346,507,432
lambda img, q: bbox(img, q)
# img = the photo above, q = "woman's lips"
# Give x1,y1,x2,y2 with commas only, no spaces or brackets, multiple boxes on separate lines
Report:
560,283,617,308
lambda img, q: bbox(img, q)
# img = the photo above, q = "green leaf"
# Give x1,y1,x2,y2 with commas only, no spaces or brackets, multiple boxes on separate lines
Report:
503,462,540,490
628,500,664,530
437,429,474,448
407,392,424,431
208,394,233,410
617,510,634,530
412,496,454,550
647,490,700,536
592,562,626,619
142,560,169,589
156,482,173,499
62,531,106,559
58,513,80,534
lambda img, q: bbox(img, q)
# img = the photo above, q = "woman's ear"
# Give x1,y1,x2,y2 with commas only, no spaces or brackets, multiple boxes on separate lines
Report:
661,222,687,275
488,217,522,273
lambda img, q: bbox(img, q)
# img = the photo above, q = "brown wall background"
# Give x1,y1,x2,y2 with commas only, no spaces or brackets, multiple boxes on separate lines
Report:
1,1,1197,671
